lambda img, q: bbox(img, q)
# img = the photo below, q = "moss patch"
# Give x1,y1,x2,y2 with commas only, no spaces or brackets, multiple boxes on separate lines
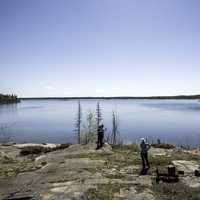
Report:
112,144,140,153
0,158,37,178
150,156,172,167
80,182,133,200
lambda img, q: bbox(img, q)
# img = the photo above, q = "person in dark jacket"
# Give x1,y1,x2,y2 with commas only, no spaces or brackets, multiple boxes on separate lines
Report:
96,124,104,150
140,138,150,171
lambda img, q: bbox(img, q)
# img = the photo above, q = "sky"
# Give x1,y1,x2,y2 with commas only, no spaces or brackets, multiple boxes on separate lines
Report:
0,0,200,97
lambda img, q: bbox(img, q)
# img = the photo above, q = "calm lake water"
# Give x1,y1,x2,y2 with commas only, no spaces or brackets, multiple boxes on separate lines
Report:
0,99,200,146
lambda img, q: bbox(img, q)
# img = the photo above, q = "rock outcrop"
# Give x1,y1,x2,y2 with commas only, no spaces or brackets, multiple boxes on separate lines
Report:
1,143,200,200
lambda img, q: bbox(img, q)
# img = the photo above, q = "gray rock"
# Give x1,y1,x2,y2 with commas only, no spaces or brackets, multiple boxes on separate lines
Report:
172,160,200,174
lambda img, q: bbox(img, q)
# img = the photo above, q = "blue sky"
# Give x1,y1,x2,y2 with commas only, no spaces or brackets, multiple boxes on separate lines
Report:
1,0,200,97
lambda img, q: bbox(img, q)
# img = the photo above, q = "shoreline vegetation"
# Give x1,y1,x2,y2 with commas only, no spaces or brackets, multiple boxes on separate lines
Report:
0,94,20,104
20,94,200,100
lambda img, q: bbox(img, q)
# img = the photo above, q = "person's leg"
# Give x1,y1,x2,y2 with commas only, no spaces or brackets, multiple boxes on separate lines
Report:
101,135,104,147
145,153,150,168
99,135,103,148
141,153,146,170
96,135,100,149
102,134,104,146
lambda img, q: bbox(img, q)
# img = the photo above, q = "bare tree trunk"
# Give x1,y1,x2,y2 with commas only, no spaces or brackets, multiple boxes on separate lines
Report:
74,101,82,144
96,102,102,128
111,111,120,145
83,111,97,144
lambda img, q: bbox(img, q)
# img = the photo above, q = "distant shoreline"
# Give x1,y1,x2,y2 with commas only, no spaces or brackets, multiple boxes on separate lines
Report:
0,94,20,104
20,95,200,100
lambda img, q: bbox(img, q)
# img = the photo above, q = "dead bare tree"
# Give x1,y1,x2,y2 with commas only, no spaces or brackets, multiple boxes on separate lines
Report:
110,111,121,145
96,102,102,128
74,101,82,144
82,111,97,144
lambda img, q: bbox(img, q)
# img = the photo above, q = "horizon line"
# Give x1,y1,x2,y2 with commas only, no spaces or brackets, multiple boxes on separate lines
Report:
19,94,200,100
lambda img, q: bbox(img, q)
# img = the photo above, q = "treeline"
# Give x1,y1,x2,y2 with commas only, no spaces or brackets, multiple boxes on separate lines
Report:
21,94,200,100
74,102,122,145
0,94,20,104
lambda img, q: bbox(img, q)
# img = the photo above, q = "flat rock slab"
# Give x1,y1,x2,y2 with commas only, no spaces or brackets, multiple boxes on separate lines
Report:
0,145,20,158
120,165,140,174
65,143,113,155
149,148,172,157
14,143,60,149
115,187,155,200
172,160,199,173
181,176,200,188
4,195,36,200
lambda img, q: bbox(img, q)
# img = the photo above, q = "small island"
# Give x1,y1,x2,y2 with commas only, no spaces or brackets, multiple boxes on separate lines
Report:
0,94,20,104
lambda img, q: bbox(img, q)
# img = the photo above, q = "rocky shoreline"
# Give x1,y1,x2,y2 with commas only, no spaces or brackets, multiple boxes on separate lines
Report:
0,143,200,200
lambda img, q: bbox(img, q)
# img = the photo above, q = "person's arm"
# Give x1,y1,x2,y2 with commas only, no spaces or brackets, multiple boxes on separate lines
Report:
147,143,151,150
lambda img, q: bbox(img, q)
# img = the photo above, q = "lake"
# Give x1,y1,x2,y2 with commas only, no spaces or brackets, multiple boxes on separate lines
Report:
0,99,200,147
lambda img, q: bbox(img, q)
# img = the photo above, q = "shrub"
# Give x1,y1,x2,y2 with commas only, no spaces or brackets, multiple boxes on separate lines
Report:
151,143,175,149
20,144,70,156
20,146,48,155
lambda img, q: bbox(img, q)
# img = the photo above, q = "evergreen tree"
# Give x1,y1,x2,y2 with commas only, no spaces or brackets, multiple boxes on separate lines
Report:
0,93,20,104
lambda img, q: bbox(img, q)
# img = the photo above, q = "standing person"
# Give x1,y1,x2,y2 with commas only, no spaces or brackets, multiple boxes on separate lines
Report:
140,138,151,172
96,124,104,150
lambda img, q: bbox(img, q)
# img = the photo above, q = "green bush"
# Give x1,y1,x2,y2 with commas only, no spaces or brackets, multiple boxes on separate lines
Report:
151,143,175,149
20,146,48,155
20,144,70,156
